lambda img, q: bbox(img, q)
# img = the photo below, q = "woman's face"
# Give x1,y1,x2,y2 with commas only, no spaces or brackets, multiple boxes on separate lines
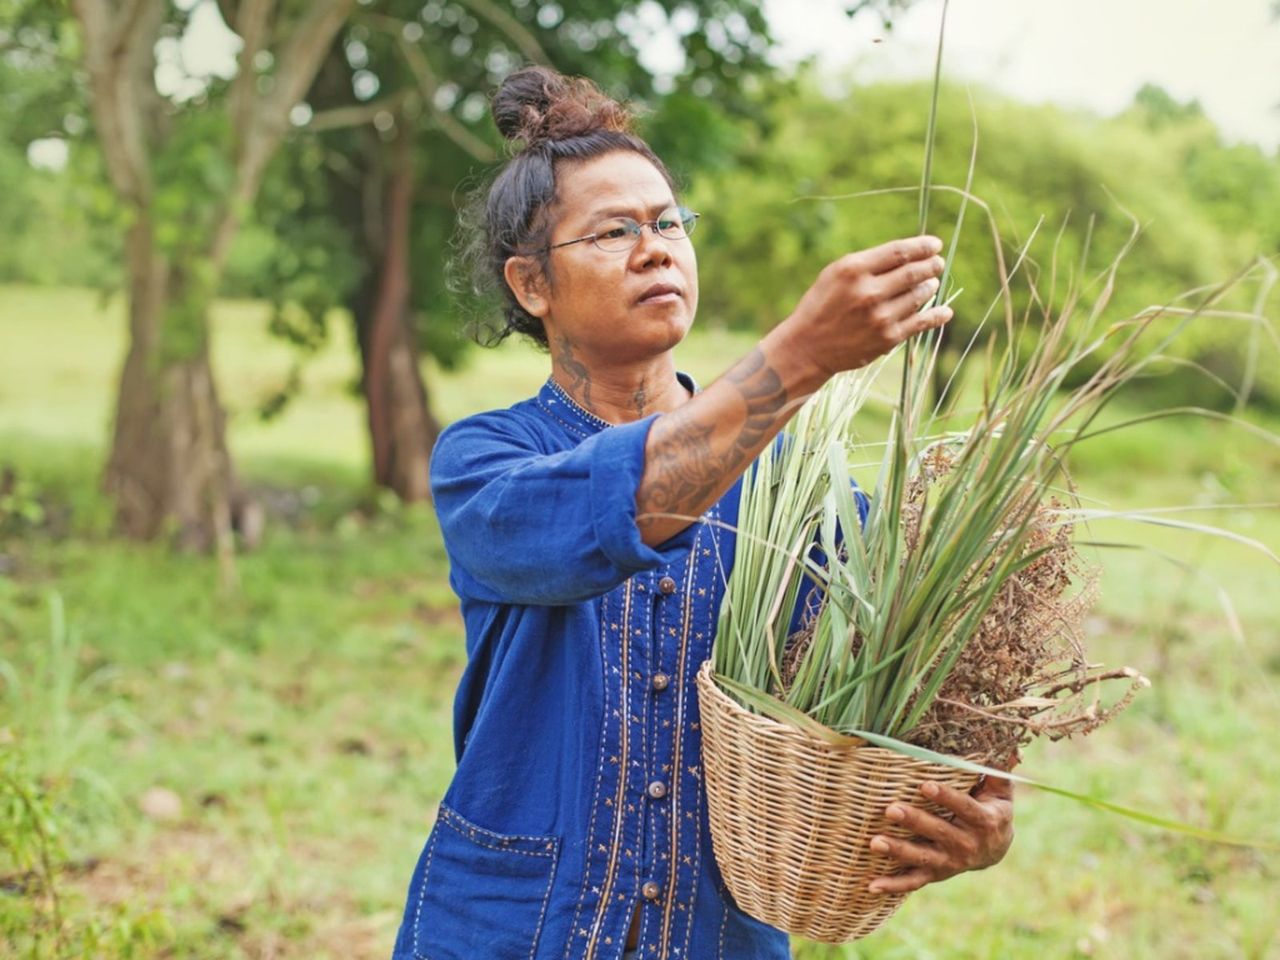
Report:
512,150,700,364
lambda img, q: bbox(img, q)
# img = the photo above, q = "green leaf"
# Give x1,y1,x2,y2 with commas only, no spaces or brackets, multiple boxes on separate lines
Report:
842,727,1280,851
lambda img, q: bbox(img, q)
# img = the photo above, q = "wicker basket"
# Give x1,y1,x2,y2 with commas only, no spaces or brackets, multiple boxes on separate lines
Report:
695,658,981,942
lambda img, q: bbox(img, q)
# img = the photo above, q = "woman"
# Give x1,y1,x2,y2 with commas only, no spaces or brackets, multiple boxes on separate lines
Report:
392,67,1014,960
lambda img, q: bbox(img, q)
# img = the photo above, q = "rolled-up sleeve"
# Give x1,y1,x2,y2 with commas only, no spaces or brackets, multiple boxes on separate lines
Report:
430,411,697,605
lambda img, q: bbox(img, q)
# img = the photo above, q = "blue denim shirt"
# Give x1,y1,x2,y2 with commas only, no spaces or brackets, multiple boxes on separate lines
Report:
392,375,798,960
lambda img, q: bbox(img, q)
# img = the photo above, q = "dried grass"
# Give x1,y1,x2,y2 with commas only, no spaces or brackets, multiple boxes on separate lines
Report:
778,446,1149,762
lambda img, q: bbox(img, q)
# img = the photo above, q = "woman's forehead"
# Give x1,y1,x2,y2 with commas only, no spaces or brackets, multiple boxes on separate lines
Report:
557,151,674,220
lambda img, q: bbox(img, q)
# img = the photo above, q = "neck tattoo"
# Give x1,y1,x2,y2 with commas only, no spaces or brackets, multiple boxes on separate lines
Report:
554,334,595,412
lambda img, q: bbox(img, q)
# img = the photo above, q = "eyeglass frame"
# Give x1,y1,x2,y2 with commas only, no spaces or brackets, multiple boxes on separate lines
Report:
546,205,700,253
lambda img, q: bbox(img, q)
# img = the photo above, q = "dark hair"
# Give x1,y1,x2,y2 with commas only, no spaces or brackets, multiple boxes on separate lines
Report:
456,66,676,348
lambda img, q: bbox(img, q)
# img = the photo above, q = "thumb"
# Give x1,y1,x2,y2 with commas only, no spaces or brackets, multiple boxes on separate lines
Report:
976,751,1020,800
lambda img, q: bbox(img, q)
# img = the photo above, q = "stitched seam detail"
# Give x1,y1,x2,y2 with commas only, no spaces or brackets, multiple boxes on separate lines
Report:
544,378,614,432
437,822,558,858
528,846,563,960
715,878,728,960
536,396,592,440
678,532,717,960
633,579,653,957
437,806,559,853
411,821,442,960
659,512,709,955
563,593,613,960
584,580,634,959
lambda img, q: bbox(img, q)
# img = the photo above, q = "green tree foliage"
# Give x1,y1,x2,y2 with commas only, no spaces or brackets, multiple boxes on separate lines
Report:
688,77,1280,408
0,2,119,287
224,0,785,365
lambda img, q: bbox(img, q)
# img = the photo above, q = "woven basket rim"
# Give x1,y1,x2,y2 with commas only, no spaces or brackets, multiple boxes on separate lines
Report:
696,658,985,765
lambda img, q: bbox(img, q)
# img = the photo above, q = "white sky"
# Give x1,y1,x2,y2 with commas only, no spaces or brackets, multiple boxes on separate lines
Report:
26,0,1280,170
764,0,1280,152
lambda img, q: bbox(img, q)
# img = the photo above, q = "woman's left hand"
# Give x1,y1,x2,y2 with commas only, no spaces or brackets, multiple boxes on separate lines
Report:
866,763,1016,894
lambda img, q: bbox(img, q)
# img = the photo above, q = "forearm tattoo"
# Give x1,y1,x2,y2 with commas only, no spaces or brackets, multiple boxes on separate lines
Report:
637,349,788,532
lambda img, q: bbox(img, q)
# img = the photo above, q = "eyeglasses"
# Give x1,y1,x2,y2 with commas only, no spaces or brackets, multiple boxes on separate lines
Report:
548,205,699,253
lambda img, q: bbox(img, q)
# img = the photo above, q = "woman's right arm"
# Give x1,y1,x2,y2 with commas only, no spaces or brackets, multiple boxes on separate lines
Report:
634,234,951,546
431,411,700,605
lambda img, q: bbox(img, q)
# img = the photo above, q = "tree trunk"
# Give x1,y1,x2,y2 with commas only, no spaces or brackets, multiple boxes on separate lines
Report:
73,0,353,573
359,128,439,501
105,217,239,572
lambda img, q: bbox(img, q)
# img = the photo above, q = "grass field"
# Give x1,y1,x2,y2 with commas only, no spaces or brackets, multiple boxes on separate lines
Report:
1,284,1278,959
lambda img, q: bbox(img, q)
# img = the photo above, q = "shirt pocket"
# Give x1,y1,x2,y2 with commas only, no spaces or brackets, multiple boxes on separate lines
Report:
408,802,561,960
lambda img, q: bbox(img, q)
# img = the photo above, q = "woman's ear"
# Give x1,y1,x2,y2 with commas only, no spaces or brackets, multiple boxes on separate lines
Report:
504,256,550,319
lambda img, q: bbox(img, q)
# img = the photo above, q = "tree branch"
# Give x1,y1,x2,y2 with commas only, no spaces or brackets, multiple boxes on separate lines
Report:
109,0,151,58
71,0,162,207
209,0,356,271
357,12,497,162
213,0,238,32
263,0,354,123
453,0,550,65
396,35,495,162
227,0,275,143
306,89,412,132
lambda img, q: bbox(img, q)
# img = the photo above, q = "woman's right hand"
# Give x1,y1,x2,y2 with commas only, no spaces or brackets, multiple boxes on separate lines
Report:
778,235,953,381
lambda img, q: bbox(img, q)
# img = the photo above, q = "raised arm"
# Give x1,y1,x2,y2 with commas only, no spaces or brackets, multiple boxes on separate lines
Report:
636,234,951,545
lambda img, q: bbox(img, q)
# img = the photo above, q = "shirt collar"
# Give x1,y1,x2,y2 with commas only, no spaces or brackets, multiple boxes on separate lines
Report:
539,371,700,436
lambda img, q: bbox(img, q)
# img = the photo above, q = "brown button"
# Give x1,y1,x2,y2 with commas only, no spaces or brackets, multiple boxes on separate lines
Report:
651,673,670,692
647,780,668,799
658,576,677,595
642,881,662,901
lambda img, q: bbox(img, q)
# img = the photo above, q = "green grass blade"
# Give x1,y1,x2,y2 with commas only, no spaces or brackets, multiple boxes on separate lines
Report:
840,728,1280,852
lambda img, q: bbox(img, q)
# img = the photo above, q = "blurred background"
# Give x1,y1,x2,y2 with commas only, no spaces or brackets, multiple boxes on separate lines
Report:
1,0,1278,956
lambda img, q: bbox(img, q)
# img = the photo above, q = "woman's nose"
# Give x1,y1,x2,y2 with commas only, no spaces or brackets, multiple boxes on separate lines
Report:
631,227,673,268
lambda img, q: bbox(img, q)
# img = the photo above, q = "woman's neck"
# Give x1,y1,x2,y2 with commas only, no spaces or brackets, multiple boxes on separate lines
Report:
549,335,689,424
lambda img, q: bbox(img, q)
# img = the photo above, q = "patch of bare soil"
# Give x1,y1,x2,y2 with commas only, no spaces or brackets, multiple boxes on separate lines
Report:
64,824,397,958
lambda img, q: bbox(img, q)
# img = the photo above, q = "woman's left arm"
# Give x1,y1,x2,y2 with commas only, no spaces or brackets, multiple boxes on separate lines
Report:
865,767,1016,894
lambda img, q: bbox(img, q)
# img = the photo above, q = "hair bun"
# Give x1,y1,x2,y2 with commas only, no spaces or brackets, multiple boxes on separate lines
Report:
492,66,633,146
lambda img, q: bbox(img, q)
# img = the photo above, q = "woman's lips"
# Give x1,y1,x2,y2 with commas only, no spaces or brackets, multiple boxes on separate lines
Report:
637,283,682,305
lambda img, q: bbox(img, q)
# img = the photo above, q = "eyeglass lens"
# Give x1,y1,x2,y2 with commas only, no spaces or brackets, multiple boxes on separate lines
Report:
594,207,697,252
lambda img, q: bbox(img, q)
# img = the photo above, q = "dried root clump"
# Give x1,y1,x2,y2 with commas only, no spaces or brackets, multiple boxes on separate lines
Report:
907,453,1149,759
779,621,813,692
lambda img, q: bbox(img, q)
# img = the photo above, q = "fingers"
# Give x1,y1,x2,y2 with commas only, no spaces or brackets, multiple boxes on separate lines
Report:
787,234,951,377
869,832,949,869
868,868,933,895
893,305,953,340
865,778,1017,896
919,780,996,827
992,751,1021,777
855,235,944,275
975,770,1016,802
873,276,942,331
883,801,970,849
875,254,947,300
977,752,1020,801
